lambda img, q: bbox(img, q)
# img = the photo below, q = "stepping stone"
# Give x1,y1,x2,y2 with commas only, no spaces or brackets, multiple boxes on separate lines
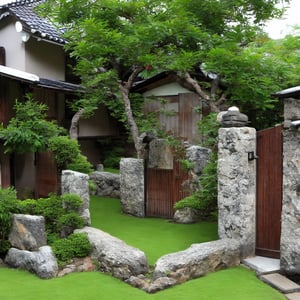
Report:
260,273,300,294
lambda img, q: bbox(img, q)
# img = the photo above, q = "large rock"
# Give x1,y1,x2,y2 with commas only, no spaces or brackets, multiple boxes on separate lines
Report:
9,214,46,251
5,246,58,279
75,226,149,280
120,158,145,217
173,207,199,224
153,239,240,280
148,139,173,169
90,171,120,198
61,170,91,225
186,145,211,176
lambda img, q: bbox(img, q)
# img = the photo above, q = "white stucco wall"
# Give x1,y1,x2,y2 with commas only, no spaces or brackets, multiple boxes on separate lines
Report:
0,17,26,70
0,17,65,80
143,82,192,97
78,105,119,137
25,38,65,80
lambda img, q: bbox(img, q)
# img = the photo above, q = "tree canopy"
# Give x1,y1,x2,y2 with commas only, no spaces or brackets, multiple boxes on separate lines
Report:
38,0,299,155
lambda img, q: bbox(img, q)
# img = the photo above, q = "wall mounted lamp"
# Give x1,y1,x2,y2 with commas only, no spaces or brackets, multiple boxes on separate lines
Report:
15,21,31,43
248,151,258,161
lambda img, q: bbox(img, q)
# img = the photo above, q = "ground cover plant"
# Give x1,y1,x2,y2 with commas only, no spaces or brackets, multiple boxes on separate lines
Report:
0,196,285,299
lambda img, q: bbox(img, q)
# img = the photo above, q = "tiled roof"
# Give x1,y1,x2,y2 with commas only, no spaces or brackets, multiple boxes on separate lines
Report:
0,0,66,45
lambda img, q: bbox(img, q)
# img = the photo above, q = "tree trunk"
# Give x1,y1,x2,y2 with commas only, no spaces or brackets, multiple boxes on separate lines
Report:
180,71,220,113
119,83,144,158
69,108,84,140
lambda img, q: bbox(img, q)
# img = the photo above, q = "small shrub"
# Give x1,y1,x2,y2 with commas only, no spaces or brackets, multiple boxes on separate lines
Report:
61,194,83,212
48,136,80,167
67,153,93,174
57,212,84,237
174,152,218,219
174,195,201,210
17,199,38,215
51,233,92,267
0,188,19,254
88,179,96,192
34,194,85,238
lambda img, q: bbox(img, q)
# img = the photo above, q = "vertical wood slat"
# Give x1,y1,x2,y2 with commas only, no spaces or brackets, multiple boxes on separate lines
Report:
35,152,58,198
146,160,189,218
256,125,282,258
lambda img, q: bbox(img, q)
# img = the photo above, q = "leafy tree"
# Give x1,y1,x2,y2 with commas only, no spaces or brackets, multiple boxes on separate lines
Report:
0,96,93,174
0,95,65,153
38,0,294,156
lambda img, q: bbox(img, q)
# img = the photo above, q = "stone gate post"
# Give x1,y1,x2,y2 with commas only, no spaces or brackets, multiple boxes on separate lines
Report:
120,158,145,217
218,108,256,258
278,95,300,274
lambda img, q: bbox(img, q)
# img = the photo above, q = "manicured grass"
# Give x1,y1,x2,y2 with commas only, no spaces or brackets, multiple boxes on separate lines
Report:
90,196,218,265
0,266,285,300
0,195,286,299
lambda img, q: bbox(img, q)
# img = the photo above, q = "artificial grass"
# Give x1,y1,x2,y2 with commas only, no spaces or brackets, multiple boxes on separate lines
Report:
0,266,285,300
0,195,286,299
89,196,218,265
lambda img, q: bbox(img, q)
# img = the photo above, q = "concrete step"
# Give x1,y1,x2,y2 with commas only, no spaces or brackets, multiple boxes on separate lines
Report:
243,256,280,274
285,292,300,300
260,273,300,294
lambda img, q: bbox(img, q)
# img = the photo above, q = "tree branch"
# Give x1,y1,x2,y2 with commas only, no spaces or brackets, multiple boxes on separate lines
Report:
69,108,84,140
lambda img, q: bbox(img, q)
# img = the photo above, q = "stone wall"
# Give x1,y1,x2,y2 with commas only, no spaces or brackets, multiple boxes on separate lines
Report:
90,171,120,198
218,127,256,258
120,158,145,217
280,98,300,274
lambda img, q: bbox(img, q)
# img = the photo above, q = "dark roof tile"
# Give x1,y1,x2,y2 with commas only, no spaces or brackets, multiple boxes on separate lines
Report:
0,0,66,45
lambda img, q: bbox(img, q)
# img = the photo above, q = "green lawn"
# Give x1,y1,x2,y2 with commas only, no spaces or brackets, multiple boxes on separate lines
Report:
89,196,218,265
0,196,286,300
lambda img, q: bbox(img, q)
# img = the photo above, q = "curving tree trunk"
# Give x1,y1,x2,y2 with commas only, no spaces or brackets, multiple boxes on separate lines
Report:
69,108,84,140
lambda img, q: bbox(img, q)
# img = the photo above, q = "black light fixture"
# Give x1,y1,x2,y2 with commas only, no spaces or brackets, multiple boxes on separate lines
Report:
248,151,258,161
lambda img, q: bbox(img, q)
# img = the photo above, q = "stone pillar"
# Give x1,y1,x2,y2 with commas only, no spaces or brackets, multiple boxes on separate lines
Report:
218,126,256,258
61,170,90,225
280,98,300,274
120,158,145,217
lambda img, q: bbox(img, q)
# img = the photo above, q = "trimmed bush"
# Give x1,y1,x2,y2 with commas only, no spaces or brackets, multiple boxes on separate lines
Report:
66,153,93,174
51,233,92,266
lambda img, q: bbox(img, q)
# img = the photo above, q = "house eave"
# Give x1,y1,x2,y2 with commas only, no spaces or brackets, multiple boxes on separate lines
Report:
0,65,82,93
272,86,300,99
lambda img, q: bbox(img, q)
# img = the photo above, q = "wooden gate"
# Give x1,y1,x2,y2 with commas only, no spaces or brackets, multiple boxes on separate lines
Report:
256,125,282,258
146,160,189,218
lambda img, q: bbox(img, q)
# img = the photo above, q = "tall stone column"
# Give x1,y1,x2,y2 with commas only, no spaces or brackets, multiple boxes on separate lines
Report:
218,108,256,258
280,97,300,274
120,158,145,217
